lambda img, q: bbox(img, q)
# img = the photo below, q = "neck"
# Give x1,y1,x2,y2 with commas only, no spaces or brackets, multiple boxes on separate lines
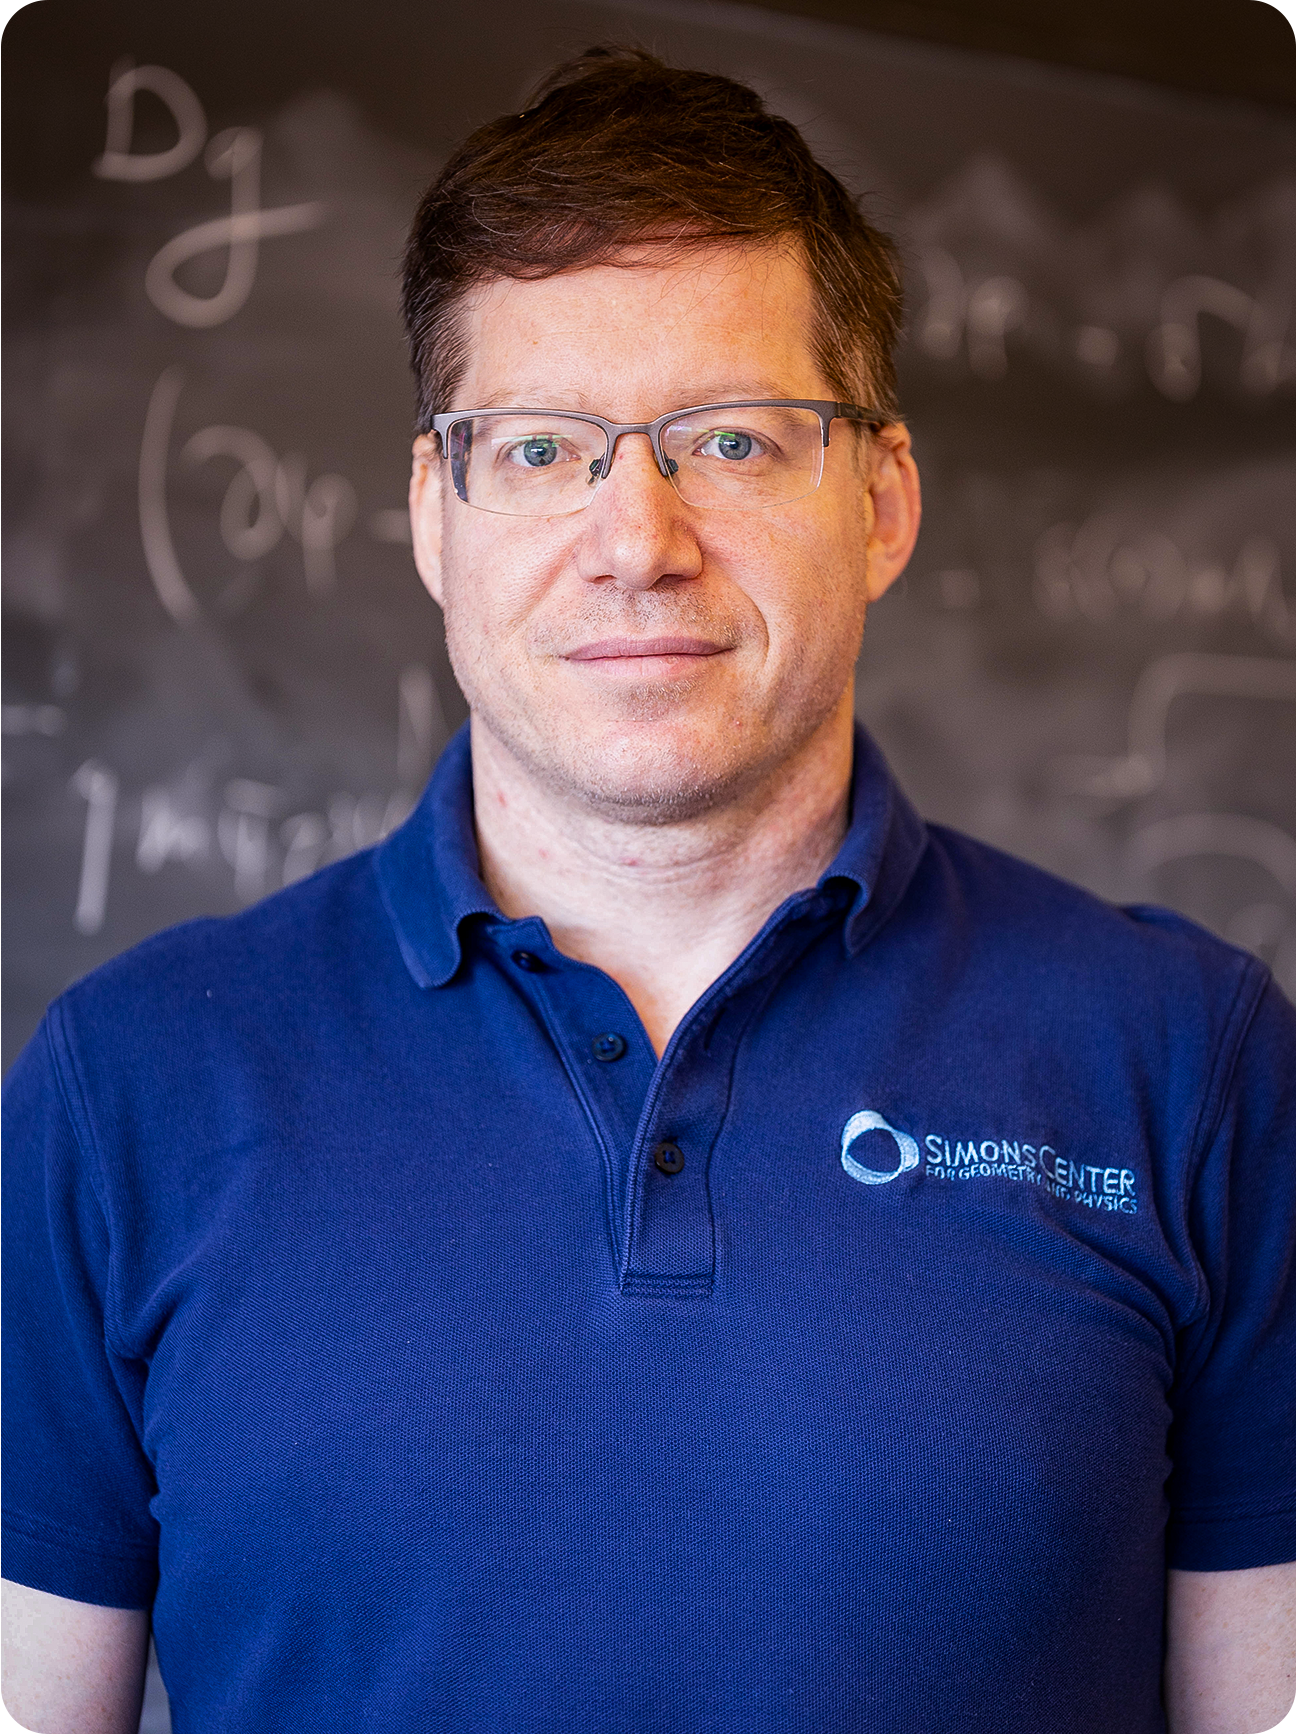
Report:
471,692,856,1055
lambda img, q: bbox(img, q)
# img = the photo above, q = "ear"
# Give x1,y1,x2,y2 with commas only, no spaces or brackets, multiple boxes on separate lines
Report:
863,423,921,604
409,434,444,607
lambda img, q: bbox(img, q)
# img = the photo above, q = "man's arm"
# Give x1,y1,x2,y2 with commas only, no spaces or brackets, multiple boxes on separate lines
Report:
1165,1562,1295,1734
1,1579,149,1735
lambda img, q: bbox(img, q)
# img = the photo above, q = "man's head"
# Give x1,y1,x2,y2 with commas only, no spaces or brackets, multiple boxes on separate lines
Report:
404,48,920,822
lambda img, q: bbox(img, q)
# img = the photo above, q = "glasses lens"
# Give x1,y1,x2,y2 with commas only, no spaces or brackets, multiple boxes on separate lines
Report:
451,415,606,516
661,406,824,509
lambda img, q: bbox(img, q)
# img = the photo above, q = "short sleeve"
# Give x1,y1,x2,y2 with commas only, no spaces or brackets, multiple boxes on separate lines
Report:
2,1012,159,1608
1165,973,1296,1571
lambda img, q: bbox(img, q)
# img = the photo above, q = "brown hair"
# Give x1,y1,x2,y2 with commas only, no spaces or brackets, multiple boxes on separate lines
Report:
401,46,903,430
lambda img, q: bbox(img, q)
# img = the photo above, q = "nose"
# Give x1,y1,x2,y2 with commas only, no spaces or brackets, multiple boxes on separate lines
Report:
574,432,703,592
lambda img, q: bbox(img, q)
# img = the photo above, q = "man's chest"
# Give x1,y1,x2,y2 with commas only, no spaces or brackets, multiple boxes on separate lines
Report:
123,954,1189,1733
135,971,1185,1536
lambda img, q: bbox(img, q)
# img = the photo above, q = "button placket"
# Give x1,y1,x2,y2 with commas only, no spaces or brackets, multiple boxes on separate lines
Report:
494,923,657,1264
620,902,839,1297
492,895,843,1298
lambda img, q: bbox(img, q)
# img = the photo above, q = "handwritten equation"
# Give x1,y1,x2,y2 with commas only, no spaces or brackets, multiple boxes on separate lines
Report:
140,367,360,621
907,157,1294,401
68,665,445,935
94,59,324,329
41,59,438,937
1060,652,1295,988
1033,523,1291,640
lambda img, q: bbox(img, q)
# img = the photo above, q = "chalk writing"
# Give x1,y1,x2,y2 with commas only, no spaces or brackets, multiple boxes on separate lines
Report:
1128,813,1295,986
94,60,325,328
68,667,445,931
1060,653,1294,802
139,367,200,623
1129,812,1295,895
2,704,65,736
139,368,359,620
144,126,325,329
907,157,1294,400
93,59,207,182
137,788,210,873
1034,523,1292,641
71,761,119,935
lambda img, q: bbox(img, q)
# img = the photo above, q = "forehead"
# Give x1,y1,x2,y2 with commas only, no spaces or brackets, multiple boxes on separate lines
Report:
451,240,829,414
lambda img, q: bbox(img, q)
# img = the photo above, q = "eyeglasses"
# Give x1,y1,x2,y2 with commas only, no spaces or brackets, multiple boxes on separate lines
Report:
427,400,885,517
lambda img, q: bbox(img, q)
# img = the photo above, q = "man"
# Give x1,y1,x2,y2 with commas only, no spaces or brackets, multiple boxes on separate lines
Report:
3,47,1293,1736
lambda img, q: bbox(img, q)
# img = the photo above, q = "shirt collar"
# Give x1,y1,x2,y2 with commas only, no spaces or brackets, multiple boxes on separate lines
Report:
373,722,928,989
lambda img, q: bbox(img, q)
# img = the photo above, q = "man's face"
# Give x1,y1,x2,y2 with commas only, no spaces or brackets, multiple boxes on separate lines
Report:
410,240,920,820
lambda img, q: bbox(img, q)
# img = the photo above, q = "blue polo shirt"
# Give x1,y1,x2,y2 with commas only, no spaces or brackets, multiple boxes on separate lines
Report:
4,726,1292,1735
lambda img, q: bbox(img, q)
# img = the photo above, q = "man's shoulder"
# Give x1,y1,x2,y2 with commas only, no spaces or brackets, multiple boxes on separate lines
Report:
916,819,1278,1024
51,847,396,1044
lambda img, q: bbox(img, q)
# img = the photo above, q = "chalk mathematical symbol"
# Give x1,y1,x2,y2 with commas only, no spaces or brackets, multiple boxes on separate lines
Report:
1035,520,1292,642
71,760,119,934
94,59,325,326
185,423,356,597
144,125,325,329
1147,275,1292,402
1128,812,1295,896
280,813,330,886
327,792,387,859
913,249,1027,381
272,454,358,596
184,424,283,560
92,59,207,182
1065,653,1294,802
908,157,1292,402
914,248,965,361
139,368,200,623
278,790,391,889
219,779,283,903
137,787,211,872
368,508,414,546
1128,812,1296,991
140,370,360,623
965,276,1027,382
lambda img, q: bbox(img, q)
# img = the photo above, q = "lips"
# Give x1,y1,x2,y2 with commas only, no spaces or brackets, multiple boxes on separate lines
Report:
564,636,729,660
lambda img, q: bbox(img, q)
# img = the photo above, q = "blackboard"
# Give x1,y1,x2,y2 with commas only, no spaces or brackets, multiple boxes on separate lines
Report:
4,0,1293,1081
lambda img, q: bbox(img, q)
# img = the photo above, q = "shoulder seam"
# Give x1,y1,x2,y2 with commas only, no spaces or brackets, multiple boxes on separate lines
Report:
42,1003,132,1361
1177,958,1273,1326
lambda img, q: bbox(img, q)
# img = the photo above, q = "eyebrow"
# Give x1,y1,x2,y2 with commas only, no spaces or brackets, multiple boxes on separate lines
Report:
463,382,809,414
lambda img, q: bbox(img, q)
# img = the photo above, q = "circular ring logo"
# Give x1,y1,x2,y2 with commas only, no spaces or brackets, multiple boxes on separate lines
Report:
840,1109,920,1186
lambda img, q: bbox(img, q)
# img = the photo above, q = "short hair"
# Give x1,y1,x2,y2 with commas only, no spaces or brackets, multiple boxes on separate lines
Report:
401,46,904,431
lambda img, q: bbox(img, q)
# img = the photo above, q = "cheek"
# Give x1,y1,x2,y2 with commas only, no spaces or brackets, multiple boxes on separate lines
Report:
720,517,867,660
440,519,560,640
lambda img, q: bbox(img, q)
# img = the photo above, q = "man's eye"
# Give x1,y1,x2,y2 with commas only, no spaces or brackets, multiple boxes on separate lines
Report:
505,436,563,468
698,429,758,462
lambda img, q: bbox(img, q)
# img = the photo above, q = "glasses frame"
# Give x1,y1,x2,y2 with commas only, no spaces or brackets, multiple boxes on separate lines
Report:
427,400,888,510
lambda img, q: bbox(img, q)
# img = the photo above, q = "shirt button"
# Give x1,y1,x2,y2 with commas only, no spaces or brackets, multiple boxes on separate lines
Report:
591,1032,627,1062
511,949,544,972
653,1141,685,1175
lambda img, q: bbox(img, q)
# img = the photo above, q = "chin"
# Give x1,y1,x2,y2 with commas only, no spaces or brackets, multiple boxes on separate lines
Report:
528,711,783,822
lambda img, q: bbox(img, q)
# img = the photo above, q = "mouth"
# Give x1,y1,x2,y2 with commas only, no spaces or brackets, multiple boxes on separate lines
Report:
563,636,731,664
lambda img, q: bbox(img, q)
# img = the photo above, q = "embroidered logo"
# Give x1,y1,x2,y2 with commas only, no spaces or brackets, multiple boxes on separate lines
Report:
840,1109,920,1185
840,1110,1140,1213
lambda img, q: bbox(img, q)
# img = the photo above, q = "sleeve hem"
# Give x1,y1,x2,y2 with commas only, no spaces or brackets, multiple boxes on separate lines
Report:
1166,1506,1296,1572
2,1519,158,1610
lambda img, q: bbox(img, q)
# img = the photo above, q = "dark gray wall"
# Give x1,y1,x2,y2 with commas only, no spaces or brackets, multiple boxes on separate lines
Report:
4,0,1293,1077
